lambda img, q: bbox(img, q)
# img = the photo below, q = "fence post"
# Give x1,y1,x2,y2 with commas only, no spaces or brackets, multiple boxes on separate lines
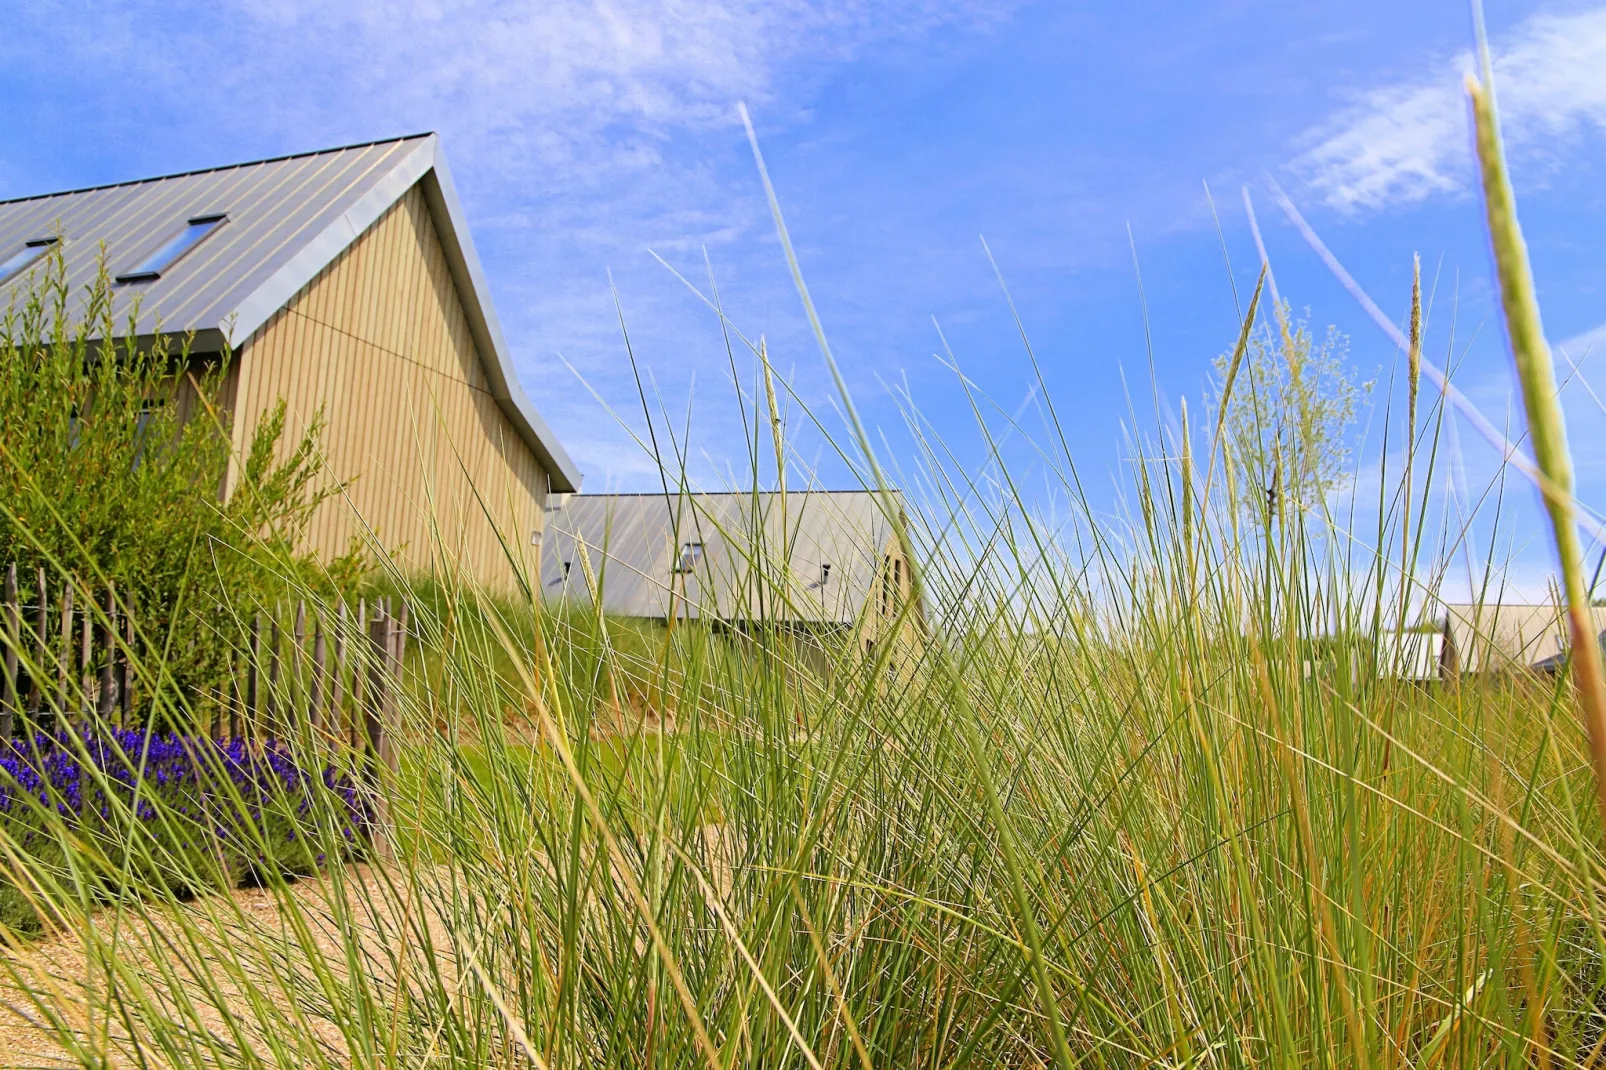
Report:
121,614,133,721
393,600,409,676
58,584,73,717
292,602,306,738
2,564,17,739
30,569,46,718
365,599,389,762
97,584,117,720
243,613,260,742
365,599,395,856
354,600,368,750
332,601,348,744
79,588,93,721
266,606,281,737
310,614,326,738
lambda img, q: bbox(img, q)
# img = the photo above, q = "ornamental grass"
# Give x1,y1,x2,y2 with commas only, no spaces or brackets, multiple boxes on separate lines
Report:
0,52,1604,1070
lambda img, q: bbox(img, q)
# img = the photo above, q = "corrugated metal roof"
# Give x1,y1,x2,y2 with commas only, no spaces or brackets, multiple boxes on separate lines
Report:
541,491,906,624
1441,602,1606,672
0,134,580,491
0,136,430,339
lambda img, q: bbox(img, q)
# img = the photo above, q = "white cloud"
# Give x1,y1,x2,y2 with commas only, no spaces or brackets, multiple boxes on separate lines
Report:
0,0,1015,484
0,0,1014,277
1559,321,1606,360
6,0,1008,188
1291,5,1606,211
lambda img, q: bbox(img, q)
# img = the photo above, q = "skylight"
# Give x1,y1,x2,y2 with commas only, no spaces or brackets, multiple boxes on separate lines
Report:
116,214,227,283
0,238,59,286
675,542,704,574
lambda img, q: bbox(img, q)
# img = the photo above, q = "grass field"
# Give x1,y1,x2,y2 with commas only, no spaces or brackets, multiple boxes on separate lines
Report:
1,46,1605,1070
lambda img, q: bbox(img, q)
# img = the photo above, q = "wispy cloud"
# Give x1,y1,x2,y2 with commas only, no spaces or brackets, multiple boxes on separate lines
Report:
1559,321,1606,360
1290,5,1606,212
3,0,1009,190
0,1,1015,483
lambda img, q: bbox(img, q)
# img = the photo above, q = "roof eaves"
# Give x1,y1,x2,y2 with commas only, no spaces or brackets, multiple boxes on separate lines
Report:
417,145,582,492
220,137,436,347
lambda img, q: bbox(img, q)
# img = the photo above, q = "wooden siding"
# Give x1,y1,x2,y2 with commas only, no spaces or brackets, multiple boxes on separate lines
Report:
858,535,920,652
228,185,546,589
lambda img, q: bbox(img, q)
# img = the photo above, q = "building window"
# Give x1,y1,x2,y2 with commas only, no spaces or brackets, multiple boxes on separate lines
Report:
674,542,703,574
117,214,227,283
0,238,58,287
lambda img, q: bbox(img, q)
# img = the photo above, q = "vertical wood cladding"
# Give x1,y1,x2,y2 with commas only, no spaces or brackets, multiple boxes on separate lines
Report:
231,185,544,589
860,537,918,650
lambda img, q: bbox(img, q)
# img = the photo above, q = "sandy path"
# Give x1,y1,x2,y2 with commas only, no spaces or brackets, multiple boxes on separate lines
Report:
0,863,452,1069
0,821,733,1068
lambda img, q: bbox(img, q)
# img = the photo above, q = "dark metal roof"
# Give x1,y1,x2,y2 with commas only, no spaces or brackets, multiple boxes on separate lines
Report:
0,134,580,492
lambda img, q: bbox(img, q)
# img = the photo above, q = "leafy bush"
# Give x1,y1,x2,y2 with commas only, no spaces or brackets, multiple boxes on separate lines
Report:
0,245,353,713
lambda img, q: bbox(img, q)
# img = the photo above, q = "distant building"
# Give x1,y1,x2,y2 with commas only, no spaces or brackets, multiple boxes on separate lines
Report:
540,491,919,650
1377,630,1446,682
1440,602,1606,676
0,135,579,589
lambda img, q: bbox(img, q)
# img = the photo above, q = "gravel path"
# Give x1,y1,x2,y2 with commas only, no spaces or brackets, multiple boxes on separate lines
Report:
0,864,443,1069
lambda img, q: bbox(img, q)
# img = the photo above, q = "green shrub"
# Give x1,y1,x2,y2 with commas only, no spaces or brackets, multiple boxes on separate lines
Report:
0,246,354,717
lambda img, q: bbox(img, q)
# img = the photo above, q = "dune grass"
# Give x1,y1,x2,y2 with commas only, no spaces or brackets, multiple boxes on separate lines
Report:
10,396,1604,1067
3,330,1603,1070
2,60,1606,1070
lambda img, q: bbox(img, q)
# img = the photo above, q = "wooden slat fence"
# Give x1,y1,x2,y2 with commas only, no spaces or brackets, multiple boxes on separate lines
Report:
0,564,405,780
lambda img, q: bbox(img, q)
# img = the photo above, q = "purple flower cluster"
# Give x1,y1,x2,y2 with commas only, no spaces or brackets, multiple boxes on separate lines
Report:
0,729,371,887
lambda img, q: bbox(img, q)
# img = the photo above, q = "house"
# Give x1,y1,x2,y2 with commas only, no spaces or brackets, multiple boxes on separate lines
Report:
540,491,920,650
1376,630,1446,682
1440,602,1606,676
0,135,579,589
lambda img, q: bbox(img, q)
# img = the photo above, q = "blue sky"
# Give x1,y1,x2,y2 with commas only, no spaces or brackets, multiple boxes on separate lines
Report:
4,0,1604,596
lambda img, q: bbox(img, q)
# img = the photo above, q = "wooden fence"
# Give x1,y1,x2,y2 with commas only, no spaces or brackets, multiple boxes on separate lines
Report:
0,564,406,772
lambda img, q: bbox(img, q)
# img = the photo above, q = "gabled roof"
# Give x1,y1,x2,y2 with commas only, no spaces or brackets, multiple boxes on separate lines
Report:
541,491,906,624
0,134,579,491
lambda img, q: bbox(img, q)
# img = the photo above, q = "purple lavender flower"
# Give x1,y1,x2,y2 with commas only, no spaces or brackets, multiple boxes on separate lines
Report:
0,727,373,897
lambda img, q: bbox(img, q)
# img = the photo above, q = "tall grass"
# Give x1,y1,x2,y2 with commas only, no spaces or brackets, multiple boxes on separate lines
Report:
1466,44,1606,840
2,82,1605,1070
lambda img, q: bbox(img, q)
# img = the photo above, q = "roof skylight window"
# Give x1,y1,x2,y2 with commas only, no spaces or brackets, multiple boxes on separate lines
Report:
116,213,227,283
674,542,704,574
0,238,59,286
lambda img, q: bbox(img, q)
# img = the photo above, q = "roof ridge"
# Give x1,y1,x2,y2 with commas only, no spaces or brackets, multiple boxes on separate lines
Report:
0,133,435,207
0,131,581,491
